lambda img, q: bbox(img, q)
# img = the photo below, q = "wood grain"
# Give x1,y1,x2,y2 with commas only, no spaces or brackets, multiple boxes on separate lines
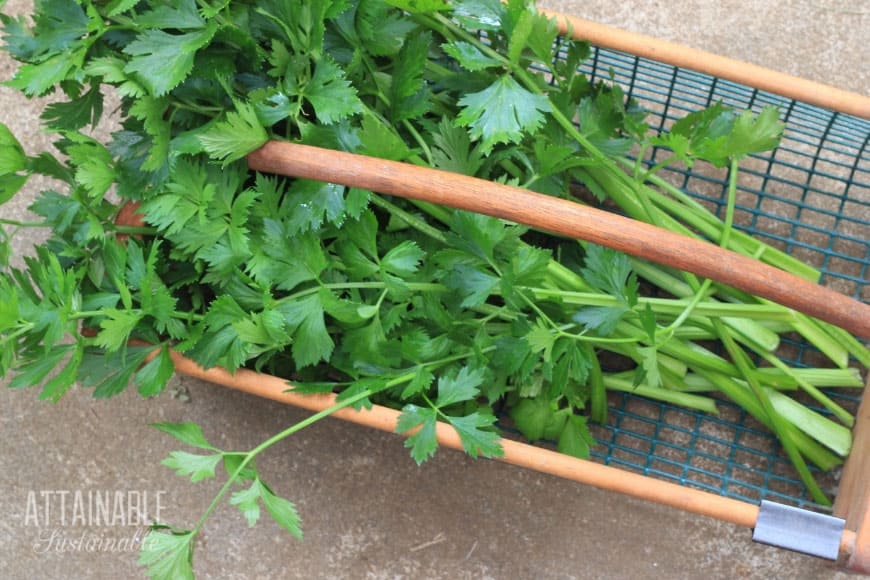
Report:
834,375,870,572
247,141,870,339
539,9,870,119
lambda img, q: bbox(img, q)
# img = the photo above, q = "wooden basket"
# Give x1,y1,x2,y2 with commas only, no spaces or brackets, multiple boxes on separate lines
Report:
151,8,869,571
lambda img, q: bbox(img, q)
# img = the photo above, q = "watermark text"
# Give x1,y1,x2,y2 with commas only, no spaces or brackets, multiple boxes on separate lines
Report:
23,489,166,527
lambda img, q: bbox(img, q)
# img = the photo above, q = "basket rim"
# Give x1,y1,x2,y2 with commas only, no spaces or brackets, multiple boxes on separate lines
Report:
162,345,861,563
541,8,870,119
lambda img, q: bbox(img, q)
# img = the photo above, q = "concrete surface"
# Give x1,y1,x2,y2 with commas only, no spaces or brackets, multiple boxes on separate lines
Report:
0,1,866,579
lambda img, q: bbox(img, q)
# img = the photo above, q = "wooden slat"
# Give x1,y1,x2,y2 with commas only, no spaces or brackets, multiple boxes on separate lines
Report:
834,376,870,573
540,9,870,119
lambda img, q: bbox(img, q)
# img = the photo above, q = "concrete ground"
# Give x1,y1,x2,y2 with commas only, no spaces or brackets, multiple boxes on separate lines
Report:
0,1,866,579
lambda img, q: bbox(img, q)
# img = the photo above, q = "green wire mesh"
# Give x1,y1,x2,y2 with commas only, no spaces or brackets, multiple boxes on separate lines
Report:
549,41,867,511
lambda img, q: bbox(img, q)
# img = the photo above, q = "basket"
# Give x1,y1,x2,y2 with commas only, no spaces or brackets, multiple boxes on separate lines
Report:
140,8,870,572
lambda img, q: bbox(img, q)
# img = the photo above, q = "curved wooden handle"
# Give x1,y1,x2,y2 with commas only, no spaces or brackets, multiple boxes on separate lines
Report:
247,141,870,339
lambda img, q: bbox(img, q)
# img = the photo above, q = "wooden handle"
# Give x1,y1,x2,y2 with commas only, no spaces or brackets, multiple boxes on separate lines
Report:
247,141,870,339
541,9,870,119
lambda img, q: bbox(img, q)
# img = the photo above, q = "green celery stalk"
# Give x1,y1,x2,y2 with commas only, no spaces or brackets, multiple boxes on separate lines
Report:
786,313,850,369
817,321,870,368
602,375,719,413
672,372,722,392
629,258,695,297
695,369,842,472
755,349,854,427
627,260,787,351
652,335,739,377
595,347,691,380
626,166,821,281
766,388,851,456
586,343,607,424
720,317,780,354
753,367,864,388
715,320,829,504
532,289,797,321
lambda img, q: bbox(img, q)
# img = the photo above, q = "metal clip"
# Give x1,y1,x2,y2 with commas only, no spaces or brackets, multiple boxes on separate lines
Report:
752,500,845,560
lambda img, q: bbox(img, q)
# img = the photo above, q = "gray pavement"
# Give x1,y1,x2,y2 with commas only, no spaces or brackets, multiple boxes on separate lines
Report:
1,1,866,578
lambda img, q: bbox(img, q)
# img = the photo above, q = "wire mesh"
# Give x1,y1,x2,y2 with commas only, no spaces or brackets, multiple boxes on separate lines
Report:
579,44,870,301
543,42,868,511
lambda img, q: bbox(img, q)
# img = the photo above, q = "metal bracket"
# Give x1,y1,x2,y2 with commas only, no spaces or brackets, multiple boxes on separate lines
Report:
752,500,845,560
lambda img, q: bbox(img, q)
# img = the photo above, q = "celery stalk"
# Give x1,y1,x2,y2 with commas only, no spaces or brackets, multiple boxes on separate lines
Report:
603,375,719,413
766,389,852,456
